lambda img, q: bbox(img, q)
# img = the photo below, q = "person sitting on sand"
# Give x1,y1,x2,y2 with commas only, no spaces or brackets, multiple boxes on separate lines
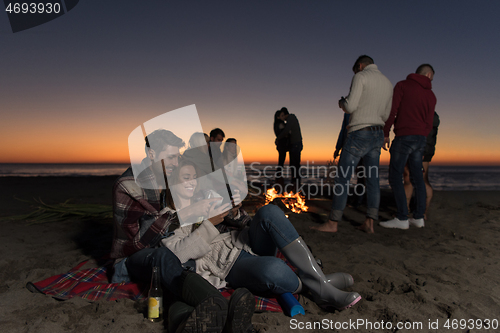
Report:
183,132,214,178
162,159,362,311
209,128,226,170
110,129,254,333
220,138,238,169
219,138,247,195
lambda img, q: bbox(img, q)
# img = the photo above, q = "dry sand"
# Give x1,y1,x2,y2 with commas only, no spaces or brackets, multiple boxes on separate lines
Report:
1,176,499,333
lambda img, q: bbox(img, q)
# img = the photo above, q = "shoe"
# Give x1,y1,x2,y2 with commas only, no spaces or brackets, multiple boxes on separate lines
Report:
167,301,193,333
280,237,361,310
178,271,228,332
169,298,227,333
223,288,255,333
379,218,409,229
409,218,425,228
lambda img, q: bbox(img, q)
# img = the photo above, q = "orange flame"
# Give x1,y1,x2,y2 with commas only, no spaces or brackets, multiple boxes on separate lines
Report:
265,188,309,214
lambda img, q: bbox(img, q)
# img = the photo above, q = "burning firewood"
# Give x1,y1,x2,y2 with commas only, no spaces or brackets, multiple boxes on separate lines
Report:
264,188,309,214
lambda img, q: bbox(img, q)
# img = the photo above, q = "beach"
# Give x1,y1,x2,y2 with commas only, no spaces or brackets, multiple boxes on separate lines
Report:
1,176,499,333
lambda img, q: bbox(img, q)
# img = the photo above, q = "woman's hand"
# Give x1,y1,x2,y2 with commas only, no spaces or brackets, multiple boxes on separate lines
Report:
178,198,223,222
208,202,231,226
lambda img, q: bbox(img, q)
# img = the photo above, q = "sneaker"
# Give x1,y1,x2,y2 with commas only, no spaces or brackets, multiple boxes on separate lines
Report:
409,218,425,228
379,218,409,229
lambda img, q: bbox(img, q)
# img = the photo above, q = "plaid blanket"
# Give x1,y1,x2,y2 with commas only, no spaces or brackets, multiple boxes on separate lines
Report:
28,252,296,313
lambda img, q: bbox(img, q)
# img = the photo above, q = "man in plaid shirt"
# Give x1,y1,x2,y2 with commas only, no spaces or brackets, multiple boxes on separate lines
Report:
110,128,229,282
109,129,251,332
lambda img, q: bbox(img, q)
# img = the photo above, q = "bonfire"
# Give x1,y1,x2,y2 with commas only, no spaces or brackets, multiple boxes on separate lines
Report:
264,188,309,214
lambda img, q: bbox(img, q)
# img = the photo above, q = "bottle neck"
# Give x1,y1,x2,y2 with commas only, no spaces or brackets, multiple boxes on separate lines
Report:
151,266,161,289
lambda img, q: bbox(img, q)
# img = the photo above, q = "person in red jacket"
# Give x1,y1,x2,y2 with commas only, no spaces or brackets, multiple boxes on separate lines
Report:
380,64,437,230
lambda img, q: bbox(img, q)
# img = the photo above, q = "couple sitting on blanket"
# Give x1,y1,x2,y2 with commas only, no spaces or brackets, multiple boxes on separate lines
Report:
110,129,361,333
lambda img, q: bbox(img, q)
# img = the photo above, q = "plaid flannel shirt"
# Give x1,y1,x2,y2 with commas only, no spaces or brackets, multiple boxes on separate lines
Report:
110,167,251,261
110,167,176,260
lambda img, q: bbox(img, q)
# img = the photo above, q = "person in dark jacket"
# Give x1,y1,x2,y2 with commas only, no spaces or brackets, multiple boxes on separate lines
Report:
275,107,303,184
380,64,437,230
274,110,290,179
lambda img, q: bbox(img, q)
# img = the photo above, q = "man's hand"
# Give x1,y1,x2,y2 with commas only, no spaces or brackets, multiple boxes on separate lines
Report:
382,137,390,151
338,97,347,112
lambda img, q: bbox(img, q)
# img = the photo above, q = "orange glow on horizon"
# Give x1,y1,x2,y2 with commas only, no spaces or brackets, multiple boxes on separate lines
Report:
0,145,500,166
1,119,499,165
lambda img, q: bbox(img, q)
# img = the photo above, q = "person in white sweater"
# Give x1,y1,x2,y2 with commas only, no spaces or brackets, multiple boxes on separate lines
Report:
162,160,362,311
312,55,393,234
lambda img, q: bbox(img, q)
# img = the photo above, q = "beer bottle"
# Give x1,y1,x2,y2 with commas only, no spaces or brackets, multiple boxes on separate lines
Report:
147,266,163,322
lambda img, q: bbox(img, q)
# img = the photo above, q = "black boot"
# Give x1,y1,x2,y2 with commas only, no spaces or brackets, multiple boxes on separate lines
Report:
167,301,194,333
223,288,255,333
172,270,228,332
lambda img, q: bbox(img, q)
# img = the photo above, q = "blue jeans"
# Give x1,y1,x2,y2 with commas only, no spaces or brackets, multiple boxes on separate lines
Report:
329,128,384,221
225,204,300,294
125,247,185,298
389,135,427,220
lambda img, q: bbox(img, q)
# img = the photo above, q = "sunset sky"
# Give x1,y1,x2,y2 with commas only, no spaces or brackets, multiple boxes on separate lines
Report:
1,1,499,165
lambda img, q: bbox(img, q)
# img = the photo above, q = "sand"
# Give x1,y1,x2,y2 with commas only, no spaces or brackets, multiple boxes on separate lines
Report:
1,176,499,333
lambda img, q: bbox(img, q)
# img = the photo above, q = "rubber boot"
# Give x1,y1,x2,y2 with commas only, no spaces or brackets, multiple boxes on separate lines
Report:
177,270,228,332
280,237,361,310
295,272,354,293
223,288,255,333
326,272,354,290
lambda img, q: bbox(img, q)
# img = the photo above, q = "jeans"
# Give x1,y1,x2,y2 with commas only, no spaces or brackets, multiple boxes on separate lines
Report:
389,135,427,220
225,204,300,294
125,247,185,298
329,128,384,221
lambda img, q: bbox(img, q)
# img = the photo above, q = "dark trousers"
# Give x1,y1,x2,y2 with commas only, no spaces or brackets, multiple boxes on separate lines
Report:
277,149,287,169
126,247,185,297
289,142,303,181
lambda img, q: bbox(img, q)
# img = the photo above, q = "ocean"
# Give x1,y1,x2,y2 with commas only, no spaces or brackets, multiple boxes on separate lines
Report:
1,163,500,191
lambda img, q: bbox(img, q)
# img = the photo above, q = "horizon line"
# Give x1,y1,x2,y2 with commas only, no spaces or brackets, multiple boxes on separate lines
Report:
1,161,500,167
